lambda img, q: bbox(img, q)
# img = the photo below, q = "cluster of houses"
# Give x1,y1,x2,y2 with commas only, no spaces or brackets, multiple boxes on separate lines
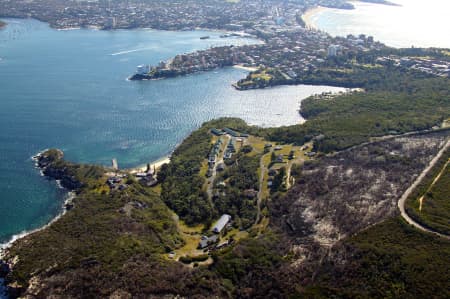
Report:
208,138,223,169
207,128,249,176
106,173,128,191
198,214,232,250
224,139,236,159
211,127,248,138
142,24,386,87
134,166,158,187
377,55,450,78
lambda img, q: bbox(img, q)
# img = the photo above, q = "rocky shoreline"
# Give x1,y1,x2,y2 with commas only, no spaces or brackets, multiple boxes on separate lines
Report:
34,149,83,191
0,149,81,298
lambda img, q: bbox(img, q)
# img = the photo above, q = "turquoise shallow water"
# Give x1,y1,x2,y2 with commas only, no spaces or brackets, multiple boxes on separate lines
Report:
0,18,345,246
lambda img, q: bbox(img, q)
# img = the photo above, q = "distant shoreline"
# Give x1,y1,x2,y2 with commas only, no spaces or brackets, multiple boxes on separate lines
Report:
301,1,400,29
232,64,259,72
301,6,327,29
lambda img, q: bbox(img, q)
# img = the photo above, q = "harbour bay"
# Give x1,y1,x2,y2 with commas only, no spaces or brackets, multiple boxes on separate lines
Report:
0,18,345,245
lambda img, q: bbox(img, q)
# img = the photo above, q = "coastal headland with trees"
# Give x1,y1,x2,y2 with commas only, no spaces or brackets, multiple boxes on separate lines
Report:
0,0,449,298
1,65,449,296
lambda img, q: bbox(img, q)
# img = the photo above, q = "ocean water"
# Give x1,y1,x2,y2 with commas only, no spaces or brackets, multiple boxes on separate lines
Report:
309,0,450,48
0,18,345,246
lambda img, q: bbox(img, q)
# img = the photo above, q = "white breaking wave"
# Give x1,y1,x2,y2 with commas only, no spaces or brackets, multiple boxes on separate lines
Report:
0,176,76,258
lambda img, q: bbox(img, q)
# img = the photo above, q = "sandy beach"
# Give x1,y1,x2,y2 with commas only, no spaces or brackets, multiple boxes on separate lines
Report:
301,6,327,29
233,64,259,72
127,155,171,174
1,154,171,256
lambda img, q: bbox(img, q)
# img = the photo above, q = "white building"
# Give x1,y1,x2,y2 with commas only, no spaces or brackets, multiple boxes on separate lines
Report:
136,65,150,75
327,45,340,57
212,214,231,234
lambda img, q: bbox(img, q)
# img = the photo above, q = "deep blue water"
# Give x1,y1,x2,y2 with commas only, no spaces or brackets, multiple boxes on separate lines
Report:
0,18,345,247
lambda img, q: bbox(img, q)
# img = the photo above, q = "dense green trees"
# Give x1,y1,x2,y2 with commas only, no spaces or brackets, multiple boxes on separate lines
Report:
159,124,213,225
306,218,450,298
214,152,260,229
270,166,286,193
265,68,450,152
159,118,260,225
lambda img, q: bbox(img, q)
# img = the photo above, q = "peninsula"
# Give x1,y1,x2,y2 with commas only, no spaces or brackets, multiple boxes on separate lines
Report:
0,0,449,298
1,62,450,297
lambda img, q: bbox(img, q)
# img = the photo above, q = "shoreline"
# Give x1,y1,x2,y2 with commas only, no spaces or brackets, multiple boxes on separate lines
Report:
0,150,77,257
0,151,171,258
301,6,328,29
232,64,259,72
2,17,260,41
0,191,75,258
301,6,326,29
127,155,171,174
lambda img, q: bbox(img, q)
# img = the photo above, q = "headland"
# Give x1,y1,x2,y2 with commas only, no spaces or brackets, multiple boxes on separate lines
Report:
0,0,450,297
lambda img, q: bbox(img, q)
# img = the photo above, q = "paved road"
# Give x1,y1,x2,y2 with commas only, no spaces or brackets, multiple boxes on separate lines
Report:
397,139,450,240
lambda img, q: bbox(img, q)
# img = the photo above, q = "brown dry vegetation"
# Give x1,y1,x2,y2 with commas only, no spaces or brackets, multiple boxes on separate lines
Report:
271,131,449,249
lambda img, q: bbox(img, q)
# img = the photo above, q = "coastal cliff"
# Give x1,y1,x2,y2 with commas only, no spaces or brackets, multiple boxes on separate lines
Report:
1,118,450,298
35,149,83,191
0,149,87,297
0,149,202,298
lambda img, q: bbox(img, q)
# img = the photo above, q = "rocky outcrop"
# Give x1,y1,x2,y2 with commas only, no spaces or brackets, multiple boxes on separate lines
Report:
0,260,25,299
35,149,83,190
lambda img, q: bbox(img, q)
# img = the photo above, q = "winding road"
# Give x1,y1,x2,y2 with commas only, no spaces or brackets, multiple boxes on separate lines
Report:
397,139,450,240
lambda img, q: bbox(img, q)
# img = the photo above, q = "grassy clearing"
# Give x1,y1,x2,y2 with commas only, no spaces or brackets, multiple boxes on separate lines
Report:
226,228,249,242
419,161,450,234
247,136,266,154
151,184,162,195
199,160,209,179
250,70,272,81
172,217,205,258
406,150,450,235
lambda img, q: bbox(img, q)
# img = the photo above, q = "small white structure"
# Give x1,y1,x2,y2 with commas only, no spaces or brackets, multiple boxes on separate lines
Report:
327,45,340,57
212,214,231,234
112,158,118,170
136,65,150,75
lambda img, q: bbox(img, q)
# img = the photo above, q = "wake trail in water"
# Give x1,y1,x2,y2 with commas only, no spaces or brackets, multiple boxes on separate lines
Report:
109,48,153,56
